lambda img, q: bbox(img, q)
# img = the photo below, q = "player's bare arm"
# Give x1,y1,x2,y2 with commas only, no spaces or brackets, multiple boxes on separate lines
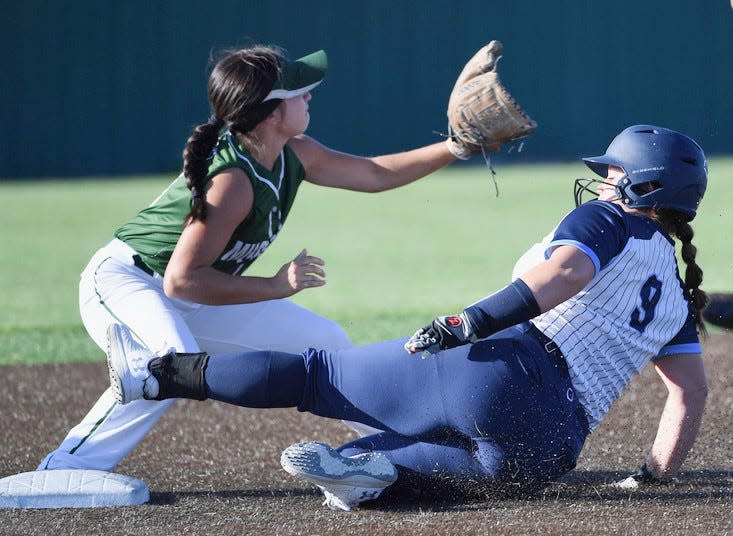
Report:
520,245,596,312
646,352,707,480
405,245,595,355
165,169,325,305
289,135,455,192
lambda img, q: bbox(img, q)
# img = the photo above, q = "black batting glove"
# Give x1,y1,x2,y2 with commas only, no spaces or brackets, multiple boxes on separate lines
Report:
404,312,477,356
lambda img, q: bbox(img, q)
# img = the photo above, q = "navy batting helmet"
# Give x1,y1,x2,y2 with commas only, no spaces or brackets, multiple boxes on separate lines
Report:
574,125,708,220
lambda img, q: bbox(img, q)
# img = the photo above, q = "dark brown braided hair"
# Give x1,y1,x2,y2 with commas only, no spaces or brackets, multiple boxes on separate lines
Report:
182,46,284,225
655,208,708,335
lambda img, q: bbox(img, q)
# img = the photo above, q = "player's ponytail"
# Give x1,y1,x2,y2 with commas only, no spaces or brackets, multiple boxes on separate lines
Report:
182,117,224,224
657,209,708,335
182,45,283,225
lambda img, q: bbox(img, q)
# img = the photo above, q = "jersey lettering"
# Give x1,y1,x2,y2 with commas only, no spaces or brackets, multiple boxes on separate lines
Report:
630,275,663,333
220,239,274,264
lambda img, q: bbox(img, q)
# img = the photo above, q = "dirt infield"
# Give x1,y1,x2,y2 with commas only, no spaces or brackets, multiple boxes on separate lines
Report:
1,333,731,535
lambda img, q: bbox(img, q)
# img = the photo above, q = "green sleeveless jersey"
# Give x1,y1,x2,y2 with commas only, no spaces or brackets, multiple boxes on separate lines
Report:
115,132,305,276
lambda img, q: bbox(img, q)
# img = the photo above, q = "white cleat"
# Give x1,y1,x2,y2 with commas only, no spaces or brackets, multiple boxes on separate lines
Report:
281,442,397,511
106,323,155,405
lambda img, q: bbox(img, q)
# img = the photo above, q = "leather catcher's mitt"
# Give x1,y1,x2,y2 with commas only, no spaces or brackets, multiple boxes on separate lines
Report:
447,41,537,159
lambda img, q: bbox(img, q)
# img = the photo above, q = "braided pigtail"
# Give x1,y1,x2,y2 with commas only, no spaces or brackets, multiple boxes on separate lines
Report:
182,117,224,224
658,210,708,335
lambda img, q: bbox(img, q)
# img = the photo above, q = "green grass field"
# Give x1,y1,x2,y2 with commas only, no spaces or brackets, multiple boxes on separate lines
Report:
2,158,731,365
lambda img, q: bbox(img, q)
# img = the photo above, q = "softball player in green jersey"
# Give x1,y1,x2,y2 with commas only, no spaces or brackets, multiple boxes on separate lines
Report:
39,45,459,472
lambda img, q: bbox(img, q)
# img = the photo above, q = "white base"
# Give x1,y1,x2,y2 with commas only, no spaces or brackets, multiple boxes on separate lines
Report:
0,469,149,508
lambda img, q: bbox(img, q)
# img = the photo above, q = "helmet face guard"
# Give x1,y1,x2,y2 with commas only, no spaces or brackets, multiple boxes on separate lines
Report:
573,176,618,206
577,125,707,221
573,174,661,207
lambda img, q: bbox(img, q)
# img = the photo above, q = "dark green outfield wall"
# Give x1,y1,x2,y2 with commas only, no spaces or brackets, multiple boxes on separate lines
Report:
1,1,731,178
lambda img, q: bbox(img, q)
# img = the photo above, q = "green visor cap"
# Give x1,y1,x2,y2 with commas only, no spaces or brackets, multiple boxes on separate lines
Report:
262,50,328,102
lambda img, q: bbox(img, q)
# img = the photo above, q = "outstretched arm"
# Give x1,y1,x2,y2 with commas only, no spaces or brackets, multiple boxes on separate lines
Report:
406,245,595,354
646,352,708,480
289,135,456,193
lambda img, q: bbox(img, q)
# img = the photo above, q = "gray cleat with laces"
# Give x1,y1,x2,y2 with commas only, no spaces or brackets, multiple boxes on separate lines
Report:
281,441,397,511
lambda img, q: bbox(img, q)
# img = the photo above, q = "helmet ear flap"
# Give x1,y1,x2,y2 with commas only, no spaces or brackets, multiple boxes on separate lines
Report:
615,177,662,209
629,180,662,197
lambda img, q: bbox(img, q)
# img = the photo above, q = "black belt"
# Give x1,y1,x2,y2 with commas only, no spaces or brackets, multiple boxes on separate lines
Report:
132,254,155,277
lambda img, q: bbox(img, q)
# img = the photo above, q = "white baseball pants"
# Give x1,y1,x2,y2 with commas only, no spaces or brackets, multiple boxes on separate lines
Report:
39,239,351,471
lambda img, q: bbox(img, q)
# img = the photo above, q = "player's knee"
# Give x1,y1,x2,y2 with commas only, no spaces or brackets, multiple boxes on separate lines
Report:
313,319,352,350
